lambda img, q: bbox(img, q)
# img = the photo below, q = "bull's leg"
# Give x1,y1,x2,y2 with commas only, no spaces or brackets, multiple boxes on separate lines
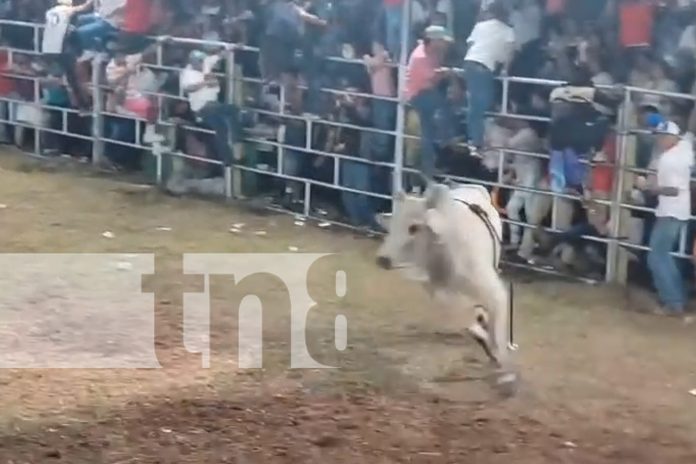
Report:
466,306,499,366
469,273,518,393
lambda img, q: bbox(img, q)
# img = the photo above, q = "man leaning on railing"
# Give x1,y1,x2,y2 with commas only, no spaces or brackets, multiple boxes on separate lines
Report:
180,47,241,168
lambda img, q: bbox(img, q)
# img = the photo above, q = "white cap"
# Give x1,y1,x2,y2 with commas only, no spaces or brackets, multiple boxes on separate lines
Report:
653,120,680,136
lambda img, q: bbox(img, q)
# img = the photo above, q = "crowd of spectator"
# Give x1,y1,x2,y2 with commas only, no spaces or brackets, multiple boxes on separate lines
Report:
1,0,696,315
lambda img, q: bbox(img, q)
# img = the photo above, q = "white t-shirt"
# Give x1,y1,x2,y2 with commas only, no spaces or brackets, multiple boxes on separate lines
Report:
465,19,516,72
656,139,694,220
42,5,72,54
180,55,221,113
508,127,543,188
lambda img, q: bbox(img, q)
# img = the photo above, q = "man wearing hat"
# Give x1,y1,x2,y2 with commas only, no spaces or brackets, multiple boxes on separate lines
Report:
405,24,454,178
636,120,694,316
180,47,240,167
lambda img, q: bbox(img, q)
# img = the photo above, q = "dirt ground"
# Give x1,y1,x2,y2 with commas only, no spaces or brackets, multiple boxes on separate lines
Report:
1,149,696,463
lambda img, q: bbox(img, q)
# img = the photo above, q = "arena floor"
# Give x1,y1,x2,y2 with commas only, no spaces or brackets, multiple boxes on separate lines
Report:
1,149,696,463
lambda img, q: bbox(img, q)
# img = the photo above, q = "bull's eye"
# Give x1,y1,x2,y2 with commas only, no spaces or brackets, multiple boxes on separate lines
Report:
408,224,420,235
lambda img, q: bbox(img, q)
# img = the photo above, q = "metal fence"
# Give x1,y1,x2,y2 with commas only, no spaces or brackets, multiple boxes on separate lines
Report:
0,13,695,286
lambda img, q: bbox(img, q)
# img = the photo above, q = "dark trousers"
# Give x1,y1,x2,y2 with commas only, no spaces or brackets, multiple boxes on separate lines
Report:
44,53,89,109
196,102,240,166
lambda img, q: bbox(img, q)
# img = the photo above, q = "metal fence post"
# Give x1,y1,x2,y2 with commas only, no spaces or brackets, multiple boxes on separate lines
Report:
91,55,104,166
606,88,632,283
391,0,411,199
33,75,41,156
224,46,236,199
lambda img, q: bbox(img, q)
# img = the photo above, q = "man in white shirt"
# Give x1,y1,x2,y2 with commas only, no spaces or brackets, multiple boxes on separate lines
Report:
180,48,240,166
463,2,515,154
637,121,694,315
42,0,94,111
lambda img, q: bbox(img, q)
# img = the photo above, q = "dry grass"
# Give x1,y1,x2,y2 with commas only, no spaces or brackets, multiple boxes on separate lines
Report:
1,149,696,463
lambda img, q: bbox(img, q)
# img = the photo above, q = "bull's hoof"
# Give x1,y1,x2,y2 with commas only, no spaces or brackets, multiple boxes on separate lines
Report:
494,371,519,398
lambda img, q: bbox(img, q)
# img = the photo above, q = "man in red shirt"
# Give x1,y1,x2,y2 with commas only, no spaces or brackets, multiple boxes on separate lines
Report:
406,25,453,179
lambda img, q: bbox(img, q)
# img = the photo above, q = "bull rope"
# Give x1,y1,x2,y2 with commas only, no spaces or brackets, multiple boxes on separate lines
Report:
453,198,517,351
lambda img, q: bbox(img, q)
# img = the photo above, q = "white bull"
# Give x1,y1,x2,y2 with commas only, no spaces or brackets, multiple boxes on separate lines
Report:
375,182,516,391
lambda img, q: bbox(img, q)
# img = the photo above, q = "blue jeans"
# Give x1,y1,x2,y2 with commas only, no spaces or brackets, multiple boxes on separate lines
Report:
410,88,453,177
550,148,588,193
384,4,402,60
464,61,494,148
372,99,395,161
648,216,687,311
105,116,137,169
197,102,240,166
341,159,374,227
75,14,119,52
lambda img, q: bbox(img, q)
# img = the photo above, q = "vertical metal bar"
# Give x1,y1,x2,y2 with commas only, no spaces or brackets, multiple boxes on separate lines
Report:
224,165,232,199
391,0,410,199
501,77,509,115
606,88,631,283
154,140,163,185
333,154,340,185
279,84,286,116
156,40,163,67
277,124,285,174
91,55,104,166
303,182,311,217
33,76,40,156
224,47,238,197
33,24,39,54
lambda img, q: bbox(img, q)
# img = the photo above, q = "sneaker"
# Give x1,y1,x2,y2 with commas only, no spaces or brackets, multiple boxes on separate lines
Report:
651,305,685,317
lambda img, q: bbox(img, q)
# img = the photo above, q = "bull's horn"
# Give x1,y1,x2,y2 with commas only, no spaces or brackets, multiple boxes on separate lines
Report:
416,171,434,189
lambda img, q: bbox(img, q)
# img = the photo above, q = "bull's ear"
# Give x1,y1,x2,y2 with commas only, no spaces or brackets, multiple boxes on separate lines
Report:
375,213,391,231
425,208,447,236
425,184,449,210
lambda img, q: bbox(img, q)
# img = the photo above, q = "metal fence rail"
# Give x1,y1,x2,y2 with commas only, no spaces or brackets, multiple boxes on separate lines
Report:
0,13,695,286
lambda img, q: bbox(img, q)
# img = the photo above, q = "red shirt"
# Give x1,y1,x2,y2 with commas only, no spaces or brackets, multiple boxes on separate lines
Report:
0,51,15,96
591,133,616,194
619,1,654,48
122,0,155,34
405,43,439,101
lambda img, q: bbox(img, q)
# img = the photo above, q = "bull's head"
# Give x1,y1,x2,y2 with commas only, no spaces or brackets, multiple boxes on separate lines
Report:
375,183,451,270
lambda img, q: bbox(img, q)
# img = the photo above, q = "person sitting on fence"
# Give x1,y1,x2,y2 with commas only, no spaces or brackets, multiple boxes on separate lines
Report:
462,1,516,157
405,24,454,180
73,0,125,56
180,48,241,169
41,0,93,113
